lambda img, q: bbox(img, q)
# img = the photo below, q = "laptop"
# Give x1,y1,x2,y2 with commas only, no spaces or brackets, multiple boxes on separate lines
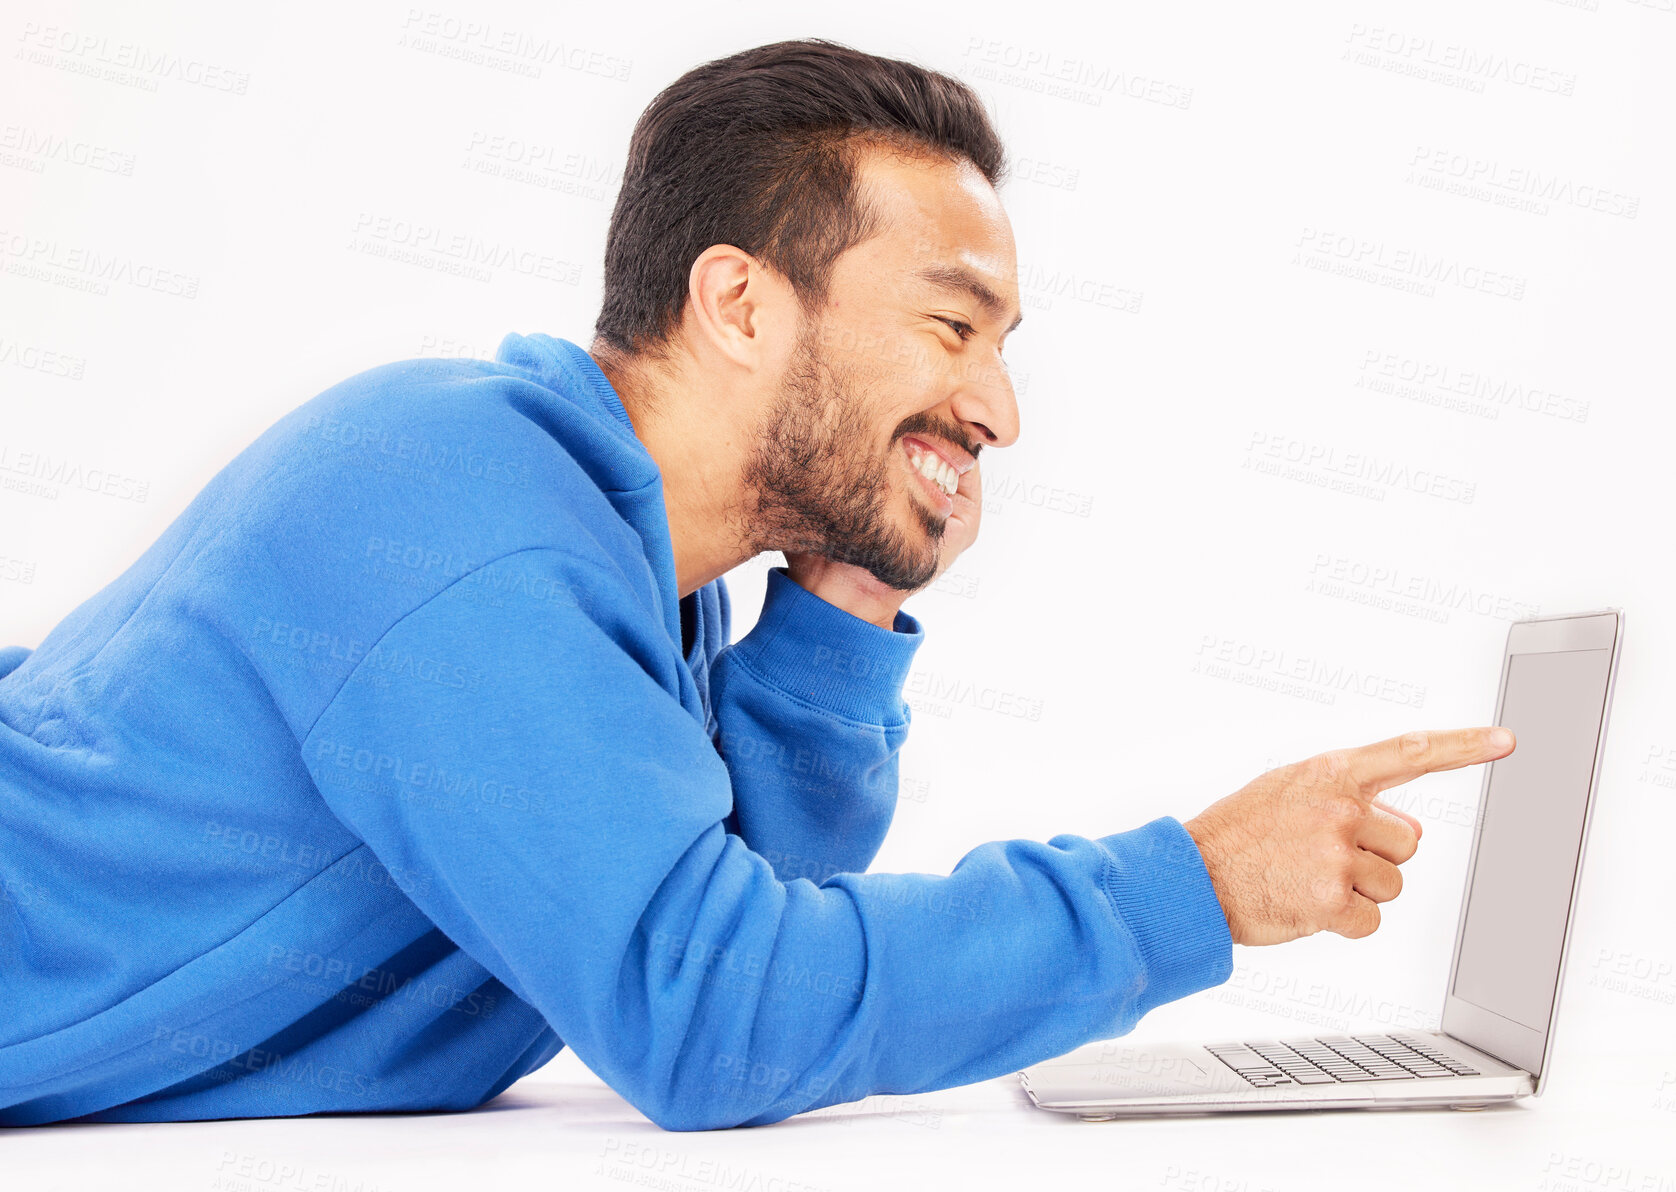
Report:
1020,609,1625,1118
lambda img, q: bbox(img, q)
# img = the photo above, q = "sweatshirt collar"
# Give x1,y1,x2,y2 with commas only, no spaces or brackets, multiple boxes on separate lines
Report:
552,337,639,439
492,332,644,450
491,331,689,658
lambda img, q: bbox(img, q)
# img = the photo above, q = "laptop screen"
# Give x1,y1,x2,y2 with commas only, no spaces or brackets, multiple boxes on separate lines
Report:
1449,646,1614,1037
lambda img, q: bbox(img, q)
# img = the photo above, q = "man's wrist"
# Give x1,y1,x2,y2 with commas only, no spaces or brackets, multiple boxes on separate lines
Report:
782,560,908,631
1093,817,1235,1011
728,567,925,722
803,584,903,631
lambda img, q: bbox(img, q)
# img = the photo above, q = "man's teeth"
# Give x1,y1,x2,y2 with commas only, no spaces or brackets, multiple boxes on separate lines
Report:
905,443,958,496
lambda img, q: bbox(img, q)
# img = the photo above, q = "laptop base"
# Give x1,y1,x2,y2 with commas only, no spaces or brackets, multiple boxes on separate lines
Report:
1018,1032,1532,1118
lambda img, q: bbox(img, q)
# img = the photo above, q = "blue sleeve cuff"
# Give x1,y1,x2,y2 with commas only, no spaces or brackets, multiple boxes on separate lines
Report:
1094,816,1234,1011
727,566,925,724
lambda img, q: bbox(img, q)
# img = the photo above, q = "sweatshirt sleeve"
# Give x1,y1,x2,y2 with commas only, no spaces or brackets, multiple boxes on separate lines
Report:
707,566,922,884
299,547,1233,1131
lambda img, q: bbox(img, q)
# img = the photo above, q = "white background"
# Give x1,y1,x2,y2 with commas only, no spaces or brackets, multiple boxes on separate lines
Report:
2,1,1672,1188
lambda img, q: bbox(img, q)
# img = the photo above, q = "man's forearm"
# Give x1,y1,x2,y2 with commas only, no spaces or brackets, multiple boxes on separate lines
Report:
708,566,923,880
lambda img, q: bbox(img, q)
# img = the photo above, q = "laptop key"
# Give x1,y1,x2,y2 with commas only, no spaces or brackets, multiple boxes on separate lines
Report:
1231,1037,1447,1085
1205,1046,1291,1085
1357,1035,1474,1077
1272,1039,1413,1081
1388,1034,1480,1074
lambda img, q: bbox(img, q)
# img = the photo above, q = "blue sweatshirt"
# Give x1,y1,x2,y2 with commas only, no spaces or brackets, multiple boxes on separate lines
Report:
0,333,1232,1129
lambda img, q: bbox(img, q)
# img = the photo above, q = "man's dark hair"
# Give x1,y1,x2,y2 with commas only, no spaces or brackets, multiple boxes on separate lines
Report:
592,38,1007,364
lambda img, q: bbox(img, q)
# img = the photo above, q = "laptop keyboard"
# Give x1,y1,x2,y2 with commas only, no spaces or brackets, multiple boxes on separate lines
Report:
1206,1034,1480,1087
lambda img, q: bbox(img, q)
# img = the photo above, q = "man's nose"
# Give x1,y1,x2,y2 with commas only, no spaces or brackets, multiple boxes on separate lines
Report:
951,353,1019,449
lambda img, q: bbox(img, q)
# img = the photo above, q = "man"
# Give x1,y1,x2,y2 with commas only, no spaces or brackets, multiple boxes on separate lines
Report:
0,39,1511,1130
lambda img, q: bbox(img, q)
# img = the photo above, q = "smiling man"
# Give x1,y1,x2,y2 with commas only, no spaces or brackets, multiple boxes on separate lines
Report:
601,144,1009,623
0,39,1512,1130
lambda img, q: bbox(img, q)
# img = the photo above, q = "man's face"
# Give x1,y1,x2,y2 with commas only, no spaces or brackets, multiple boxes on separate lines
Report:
742,146,1022,591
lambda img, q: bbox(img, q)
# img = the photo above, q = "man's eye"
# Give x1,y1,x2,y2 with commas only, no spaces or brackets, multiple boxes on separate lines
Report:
939,318,977,342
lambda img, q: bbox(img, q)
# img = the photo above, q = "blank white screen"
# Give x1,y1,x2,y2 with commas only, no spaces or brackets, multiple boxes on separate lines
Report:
1450,648,1612,1032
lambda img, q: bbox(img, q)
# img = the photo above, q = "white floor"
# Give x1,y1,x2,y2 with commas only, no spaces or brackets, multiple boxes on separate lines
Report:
7,1044,1670,1192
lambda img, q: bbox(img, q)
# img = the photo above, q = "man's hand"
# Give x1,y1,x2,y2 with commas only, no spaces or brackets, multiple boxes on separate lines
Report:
1182,726,1516,946
784,458,984,629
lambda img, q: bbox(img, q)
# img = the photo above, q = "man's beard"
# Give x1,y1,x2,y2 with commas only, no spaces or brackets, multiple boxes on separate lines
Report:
739,317,946,592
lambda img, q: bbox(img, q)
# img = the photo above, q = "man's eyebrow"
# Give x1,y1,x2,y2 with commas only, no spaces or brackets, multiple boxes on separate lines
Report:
913,264,1024,335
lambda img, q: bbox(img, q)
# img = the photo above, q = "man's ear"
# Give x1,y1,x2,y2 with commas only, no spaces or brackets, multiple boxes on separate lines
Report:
685,244,795,376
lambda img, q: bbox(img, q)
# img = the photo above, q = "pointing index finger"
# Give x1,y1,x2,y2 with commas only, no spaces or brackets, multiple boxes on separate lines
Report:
1347,726,1515,795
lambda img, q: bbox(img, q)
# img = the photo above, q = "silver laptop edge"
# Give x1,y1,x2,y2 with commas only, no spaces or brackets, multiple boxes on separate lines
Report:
1022,608,1625,1117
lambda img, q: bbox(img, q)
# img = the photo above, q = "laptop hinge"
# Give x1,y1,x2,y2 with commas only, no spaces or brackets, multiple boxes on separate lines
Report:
1442,1031,1526,1074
